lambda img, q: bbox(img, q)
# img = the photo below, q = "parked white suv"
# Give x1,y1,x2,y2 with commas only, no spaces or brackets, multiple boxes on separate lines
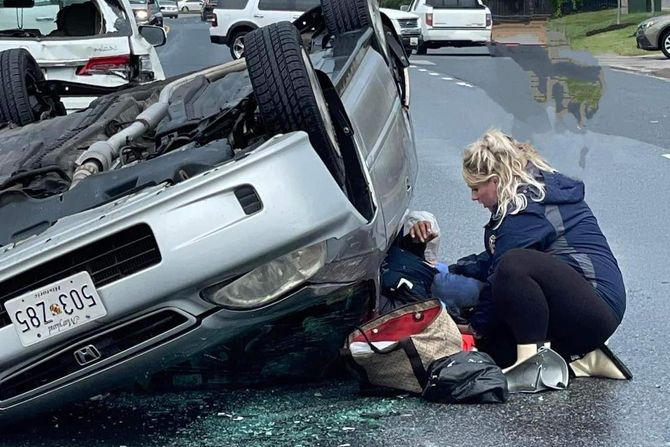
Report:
0,0,167,117
209,0,320,59
403,0,491,54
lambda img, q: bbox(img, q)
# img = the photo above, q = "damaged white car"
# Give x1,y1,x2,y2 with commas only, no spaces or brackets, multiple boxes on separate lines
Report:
0,0,415,421
0,0,166,120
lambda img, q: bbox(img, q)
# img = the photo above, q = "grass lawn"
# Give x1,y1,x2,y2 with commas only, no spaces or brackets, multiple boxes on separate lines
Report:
549,9,667,55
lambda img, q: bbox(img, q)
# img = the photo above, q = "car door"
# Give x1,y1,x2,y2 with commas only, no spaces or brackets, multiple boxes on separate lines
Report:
340,46,416,245
252,0,318,26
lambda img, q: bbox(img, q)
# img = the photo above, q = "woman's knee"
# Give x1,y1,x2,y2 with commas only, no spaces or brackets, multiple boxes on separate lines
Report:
495,248,535,281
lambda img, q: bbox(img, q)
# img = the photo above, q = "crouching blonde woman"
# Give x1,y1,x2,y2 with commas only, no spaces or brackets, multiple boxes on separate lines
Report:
456,130,626,373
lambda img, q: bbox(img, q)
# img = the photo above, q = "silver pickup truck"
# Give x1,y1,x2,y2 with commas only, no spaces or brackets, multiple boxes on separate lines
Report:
0,0,416,421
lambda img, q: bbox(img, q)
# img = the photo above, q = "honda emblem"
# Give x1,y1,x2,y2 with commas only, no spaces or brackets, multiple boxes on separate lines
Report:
73,345,102,366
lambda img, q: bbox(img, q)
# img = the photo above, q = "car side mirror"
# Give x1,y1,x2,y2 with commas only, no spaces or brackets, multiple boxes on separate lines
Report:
139,25,166,47
400,4,409,11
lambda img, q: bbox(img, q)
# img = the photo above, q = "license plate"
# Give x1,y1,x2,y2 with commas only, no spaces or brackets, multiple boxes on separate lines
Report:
410,37,419,46
5,272,106,347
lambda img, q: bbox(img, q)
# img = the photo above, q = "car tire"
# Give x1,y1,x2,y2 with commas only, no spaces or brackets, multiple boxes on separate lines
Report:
661,29,670,59
321,0,370,34
321,0,386,54
0,48,63,126
229,30,248,59
244,22,346,186
416,44,427,55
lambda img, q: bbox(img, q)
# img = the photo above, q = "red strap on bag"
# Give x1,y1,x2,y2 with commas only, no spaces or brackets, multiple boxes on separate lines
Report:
352,305,441,343
461,334,476,351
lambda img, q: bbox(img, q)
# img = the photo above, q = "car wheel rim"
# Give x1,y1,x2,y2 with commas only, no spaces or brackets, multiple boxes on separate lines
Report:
301,49,340,157
665,35,670,52
233,36,245,59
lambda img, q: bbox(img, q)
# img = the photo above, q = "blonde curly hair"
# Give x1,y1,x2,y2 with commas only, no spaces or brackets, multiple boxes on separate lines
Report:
462,129,555,228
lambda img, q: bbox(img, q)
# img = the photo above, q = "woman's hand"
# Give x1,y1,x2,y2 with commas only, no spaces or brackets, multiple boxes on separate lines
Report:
409,220,436,243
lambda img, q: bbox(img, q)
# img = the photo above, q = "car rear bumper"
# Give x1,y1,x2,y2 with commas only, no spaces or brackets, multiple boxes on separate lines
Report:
210,35,228,45
423,27,491,45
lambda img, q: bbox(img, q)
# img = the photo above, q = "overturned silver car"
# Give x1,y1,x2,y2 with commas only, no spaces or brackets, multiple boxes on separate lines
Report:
0,0,416,421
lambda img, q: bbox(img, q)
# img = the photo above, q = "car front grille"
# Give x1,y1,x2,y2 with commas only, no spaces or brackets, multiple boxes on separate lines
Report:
0,310,188,402
0,224,161,328
398,18,419,29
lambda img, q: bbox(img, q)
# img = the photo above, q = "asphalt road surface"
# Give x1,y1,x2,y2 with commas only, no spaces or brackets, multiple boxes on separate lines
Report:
4,16,670,447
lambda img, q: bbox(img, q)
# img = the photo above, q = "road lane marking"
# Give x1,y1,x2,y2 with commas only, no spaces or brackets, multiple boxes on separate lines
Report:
441,77,453,80
410,60,435,66
456,81,473,87
417,68,427,72
663,154,670,160
429,72,439,76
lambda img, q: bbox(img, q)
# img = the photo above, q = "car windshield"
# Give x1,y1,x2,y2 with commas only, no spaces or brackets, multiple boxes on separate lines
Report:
0,0,131,38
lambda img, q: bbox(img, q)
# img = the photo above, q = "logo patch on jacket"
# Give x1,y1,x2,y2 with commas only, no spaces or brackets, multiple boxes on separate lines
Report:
488,235,496,254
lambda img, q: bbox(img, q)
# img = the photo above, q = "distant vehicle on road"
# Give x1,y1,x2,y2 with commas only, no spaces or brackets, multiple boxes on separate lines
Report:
0,0,415,423
380,7,422,54
130,0,164,27
201,0,217,21
0,0,166,118
636,15,670,58
177,0,202,12
209,0,320,59
160,0,180,18
402,0,492,54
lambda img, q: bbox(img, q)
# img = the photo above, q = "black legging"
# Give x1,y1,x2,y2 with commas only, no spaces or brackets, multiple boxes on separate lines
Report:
478,248,621,367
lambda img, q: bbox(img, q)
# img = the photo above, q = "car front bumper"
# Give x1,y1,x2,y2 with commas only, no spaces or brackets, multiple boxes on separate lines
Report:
0,131,369,420
400,29,422,49
0,279,374,422
636,28,657,50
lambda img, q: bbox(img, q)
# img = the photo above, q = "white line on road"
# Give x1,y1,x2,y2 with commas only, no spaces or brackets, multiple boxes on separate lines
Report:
429,72,439,76
410,59,436,66
663,154,670,160
456,81,473,87
441,77,453,81
417,68,428,72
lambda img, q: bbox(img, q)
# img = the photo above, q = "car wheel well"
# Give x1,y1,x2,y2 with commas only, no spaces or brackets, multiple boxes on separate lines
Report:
228,24,256,40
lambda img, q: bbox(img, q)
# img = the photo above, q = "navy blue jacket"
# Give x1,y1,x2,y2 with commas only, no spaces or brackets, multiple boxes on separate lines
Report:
466,170,626,336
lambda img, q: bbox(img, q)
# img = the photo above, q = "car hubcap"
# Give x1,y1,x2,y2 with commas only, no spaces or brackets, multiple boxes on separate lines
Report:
233,36,245,59
664,35,670,52
302,49,341,157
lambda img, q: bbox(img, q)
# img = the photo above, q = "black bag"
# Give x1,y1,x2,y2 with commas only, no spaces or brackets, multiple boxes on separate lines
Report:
380,245,438,310
422,351,509,404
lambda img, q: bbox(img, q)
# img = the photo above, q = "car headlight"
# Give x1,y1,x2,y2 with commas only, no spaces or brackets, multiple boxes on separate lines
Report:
642,20,656,29
202,242,327,309
135,10,149,20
